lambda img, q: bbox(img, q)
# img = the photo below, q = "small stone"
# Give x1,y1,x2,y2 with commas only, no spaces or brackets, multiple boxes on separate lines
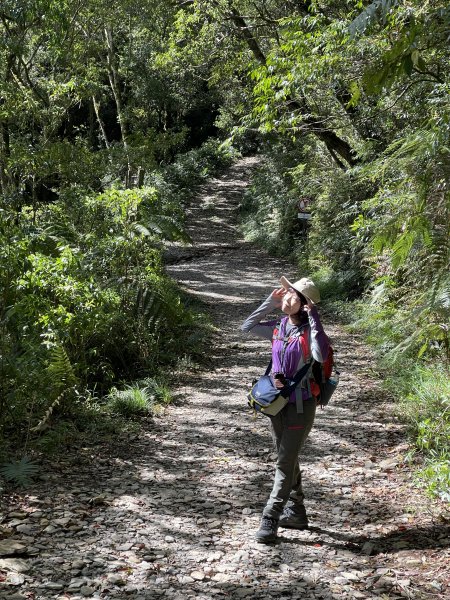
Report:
0,558,30,573
342,571,360,581
212,573,232,583
54,517,71,526
235,590,253,598
0,540,27,556
41,582,64,590
361,541,375,555
43,525,58,533
72,560,87,569
191,570,205,580
379,458,399,469
81,585,96,596
7,572,26,585
164,536,175,543
68,577,87,589
107,574,126,586
15,524,35,535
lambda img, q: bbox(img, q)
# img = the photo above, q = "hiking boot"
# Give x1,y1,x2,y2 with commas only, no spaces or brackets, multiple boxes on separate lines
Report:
279,504,309,530
255,516,279,543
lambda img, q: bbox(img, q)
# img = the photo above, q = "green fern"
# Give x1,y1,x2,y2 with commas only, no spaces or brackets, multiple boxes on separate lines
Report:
0,456,39,487
47,344,78,391
129,215,191,244
134,285,162,329
30,388,71,432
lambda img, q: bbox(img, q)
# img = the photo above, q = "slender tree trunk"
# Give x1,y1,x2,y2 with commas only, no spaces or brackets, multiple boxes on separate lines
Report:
0,119,10,195
103,25,133,186
0,55,14,195
92,95,110,149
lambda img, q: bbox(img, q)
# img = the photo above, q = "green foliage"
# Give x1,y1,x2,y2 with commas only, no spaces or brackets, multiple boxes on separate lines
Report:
417,457,450,503
106,377,171,418
395,366,450,501
399,368,450,452
35,421,80,454
107,386,155,417
0,456,39,487
0,139,230,450
239,141,369,297
349,1,401,39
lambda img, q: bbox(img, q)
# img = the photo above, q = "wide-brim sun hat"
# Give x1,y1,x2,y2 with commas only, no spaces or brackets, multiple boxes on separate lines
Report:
279,275,321,304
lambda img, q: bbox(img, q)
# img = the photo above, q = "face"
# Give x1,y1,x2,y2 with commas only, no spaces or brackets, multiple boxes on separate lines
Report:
281,287,303,315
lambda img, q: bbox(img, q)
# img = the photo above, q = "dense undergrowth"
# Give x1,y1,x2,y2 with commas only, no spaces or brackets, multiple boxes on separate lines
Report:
0,140,237,468
239,142,449,503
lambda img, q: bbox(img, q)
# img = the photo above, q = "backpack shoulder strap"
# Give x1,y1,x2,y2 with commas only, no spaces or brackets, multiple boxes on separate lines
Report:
299,327,311,362
272,317,288,342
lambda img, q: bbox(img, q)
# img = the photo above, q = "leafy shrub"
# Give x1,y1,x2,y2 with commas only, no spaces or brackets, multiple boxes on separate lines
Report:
238,140,370,298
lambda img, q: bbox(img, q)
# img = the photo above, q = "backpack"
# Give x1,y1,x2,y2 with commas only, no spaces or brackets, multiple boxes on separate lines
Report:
312,344,339,407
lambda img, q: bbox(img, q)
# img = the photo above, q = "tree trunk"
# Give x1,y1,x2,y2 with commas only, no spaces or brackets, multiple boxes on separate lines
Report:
92,95,110,149
0,119,10,195
0,54,14,195
103,26,130,150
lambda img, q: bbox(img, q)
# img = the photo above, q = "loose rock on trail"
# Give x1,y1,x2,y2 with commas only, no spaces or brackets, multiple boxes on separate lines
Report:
1,157,448,599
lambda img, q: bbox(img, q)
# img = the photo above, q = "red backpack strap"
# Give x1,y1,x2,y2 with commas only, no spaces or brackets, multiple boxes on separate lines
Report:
300,328,311,362
272,320,280,345
272,317,288,344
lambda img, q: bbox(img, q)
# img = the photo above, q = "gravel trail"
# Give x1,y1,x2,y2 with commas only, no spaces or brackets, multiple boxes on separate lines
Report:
1,157,448,600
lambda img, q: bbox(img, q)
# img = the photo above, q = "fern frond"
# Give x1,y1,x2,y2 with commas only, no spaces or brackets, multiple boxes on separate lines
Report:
0,456,39,487
146,215,192,243
134,285,162,326
30,387,73,432
47,345,78,391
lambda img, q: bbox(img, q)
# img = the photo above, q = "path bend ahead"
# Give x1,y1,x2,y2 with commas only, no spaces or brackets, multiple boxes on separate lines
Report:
1,157,448,600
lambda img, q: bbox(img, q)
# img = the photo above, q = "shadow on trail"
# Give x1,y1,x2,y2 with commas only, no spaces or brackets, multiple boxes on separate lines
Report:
283,524,450,554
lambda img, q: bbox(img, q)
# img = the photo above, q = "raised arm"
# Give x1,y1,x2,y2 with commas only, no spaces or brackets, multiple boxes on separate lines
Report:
241,293,280,340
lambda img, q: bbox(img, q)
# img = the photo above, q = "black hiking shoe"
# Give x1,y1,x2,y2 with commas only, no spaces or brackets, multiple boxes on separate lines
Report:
279,504,309,530
255,516,279,544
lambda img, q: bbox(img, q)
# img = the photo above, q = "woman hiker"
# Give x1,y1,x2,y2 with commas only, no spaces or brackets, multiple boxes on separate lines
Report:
241,276,330,543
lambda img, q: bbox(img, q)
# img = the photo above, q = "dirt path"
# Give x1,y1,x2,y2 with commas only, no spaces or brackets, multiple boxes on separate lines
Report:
1,157,448,600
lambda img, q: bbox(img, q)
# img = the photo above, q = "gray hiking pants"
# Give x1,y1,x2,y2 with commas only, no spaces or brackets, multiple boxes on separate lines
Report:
262,401,317,519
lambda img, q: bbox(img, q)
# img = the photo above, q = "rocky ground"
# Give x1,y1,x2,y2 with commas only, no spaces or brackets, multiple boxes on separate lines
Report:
1,157,449,600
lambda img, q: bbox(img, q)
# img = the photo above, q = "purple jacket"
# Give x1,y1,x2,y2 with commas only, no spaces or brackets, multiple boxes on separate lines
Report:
241,295,330,410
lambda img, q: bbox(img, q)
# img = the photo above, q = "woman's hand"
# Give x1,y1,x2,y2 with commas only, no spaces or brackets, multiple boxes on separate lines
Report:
274,378,285,389
303,299,315,313
271,287,286,308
